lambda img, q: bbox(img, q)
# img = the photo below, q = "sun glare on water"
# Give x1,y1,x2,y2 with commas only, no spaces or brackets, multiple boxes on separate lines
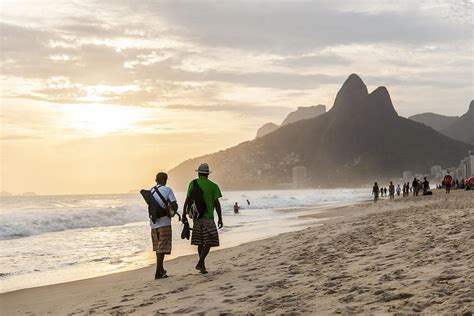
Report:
63,104,146,136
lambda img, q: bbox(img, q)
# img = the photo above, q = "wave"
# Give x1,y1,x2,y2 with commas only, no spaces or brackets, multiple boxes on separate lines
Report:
0,189,370,240
0,205,146,240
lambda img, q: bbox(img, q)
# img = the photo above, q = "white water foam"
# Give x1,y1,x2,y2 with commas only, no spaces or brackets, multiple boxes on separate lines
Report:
0,189,370,292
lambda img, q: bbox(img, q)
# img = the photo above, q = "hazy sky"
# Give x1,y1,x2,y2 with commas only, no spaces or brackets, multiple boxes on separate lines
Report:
1,0,473,194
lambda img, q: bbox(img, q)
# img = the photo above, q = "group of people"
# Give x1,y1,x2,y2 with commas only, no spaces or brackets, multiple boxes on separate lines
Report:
372,181,397,202
372,172,457,203
233,199,250,214
146,163,223,279
438,177,469,191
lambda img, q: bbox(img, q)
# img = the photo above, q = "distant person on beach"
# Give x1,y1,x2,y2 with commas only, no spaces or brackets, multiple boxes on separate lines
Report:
389,182,395,200
182,163,223,274
412,178,418,197
246,199,250,206
234,202,240,214
396,184,401,197
150,172,178,279
443,172,453,194
372,182,379,203
423,177,430,194
384,187,388,197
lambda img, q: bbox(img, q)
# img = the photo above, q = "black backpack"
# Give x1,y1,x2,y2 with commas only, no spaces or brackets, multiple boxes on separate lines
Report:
140,186,168,223
187,179,207,220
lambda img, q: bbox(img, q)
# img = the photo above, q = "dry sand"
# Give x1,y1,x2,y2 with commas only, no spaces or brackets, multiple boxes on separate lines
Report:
1,190,473,315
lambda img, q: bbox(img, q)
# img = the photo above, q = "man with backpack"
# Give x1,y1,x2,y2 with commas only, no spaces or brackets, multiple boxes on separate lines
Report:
149,172,178,279
182,163,223,274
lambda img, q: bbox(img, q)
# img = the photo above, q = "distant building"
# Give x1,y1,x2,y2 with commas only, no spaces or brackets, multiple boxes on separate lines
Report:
447,167,457,175
402,171,413,181
292,166,307,189
431,165,443,179
460,151,474,179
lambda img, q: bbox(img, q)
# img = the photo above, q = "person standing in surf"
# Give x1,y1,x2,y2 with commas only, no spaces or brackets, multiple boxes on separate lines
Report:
182,163,223,274
389,182,395,200
372,182,380,203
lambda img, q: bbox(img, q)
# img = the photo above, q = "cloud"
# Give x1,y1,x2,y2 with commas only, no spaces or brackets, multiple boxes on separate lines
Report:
275,53,352,68
1,1,472,118
0,135,43,141
164,103,291,117
132,0,471,53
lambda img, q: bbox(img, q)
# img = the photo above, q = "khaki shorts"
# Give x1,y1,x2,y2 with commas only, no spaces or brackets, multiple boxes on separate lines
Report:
151,226,172,254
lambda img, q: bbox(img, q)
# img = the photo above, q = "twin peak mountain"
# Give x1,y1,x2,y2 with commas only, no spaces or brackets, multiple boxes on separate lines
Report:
169,74,472,190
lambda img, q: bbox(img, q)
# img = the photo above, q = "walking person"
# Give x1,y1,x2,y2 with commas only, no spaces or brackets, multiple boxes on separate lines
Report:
372,182,380,203
182,163,223,274
396,184,401,197
149,172,178,279
389,182,395,200
443,172,453,194
412,178,418,197
422,177,430,195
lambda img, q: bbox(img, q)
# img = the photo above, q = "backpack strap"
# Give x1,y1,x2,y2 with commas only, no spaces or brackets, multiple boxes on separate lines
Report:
153,185,169,206
192,179,199,191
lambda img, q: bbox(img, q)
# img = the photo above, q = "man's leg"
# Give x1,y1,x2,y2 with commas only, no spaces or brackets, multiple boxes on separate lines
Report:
155,252,165,278
197,245,211,274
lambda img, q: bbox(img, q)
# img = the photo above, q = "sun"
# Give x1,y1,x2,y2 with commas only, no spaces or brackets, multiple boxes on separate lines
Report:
63,104,145,136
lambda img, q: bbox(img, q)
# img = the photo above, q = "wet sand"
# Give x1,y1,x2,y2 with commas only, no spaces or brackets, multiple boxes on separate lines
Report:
1,190,472,315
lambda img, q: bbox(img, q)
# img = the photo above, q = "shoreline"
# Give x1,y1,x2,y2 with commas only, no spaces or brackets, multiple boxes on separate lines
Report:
0,200,362,295
0,199,364,294
1,190,472,314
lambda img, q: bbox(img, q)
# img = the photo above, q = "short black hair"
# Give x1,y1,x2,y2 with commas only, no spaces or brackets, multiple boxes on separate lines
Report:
198,172,209,178
156,172,168,182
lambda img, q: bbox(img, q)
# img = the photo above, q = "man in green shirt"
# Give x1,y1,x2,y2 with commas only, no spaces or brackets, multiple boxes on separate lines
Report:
182,163,223,274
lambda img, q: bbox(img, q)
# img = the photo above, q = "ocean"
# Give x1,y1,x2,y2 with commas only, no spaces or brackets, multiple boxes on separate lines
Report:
0,189,370,293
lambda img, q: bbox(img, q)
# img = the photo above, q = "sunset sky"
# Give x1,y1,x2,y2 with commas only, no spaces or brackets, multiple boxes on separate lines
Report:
1,0,473,195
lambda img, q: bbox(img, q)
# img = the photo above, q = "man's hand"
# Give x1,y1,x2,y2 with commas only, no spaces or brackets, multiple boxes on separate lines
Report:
217,218,223,229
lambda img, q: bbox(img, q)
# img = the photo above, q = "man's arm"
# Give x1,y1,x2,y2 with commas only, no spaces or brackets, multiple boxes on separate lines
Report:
215,200,223,229
170,201,178,212
182,197,190,223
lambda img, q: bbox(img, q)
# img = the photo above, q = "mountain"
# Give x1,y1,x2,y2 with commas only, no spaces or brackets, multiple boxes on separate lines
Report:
281,105,326,126
256,122,279,138
169,74,472,190
441,101,474,144
256,105,326,138
409,113,459,131
21,192,36,196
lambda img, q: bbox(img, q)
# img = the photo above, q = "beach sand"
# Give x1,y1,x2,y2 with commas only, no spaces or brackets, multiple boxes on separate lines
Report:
1,190,472,315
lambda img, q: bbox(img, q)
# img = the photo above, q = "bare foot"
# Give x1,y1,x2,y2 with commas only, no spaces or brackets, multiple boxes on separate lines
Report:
195,263,208,274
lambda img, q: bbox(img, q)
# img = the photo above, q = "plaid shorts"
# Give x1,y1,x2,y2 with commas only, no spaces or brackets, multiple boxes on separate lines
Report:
151,226,172,254
191,218,220,247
